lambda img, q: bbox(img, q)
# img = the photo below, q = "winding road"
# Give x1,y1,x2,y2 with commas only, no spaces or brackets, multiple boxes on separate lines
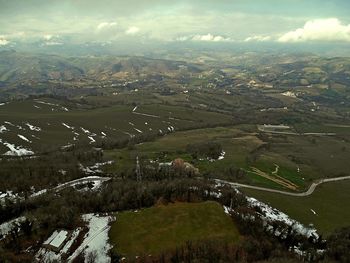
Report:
30,176,111,198
215,175,350,196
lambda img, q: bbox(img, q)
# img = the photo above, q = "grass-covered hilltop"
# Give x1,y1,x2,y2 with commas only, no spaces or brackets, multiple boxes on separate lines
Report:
1,50,350,263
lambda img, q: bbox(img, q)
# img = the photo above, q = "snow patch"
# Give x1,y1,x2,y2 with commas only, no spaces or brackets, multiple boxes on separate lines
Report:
30,189,48,198
68,214,115,263
62,123,74,129
281,91,297,98
0,190,21,205
24,122,41,131
61,143,74,150
79,161,113,174
134,128,142,133
0,125,8,133
36,100,59,107
88,136,96,144
218,151,225,160
0,139,34,156
0,216,26,240
246,196,318,239
18,134,32,143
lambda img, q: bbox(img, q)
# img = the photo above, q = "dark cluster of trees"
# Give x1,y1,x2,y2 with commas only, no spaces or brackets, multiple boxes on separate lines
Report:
111,239,300,263
325,226,350,263
187,141,223,160
0,148,103,193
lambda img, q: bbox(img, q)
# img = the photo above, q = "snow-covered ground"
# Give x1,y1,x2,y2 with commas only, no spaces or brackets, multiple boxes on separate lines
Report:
62,122,74,129
79,161,113,174
61,143,74,150
246,196,318,239
281,91,297,98
88,136,96,144
68,213,115,262
24,122,41,131
18,134,32,143
30,188,48,198
0,138,34,156
134,128,143,133
0,190,20,204
0,216,26,240
81,127,92,134
215,181,319,240
218,182,321,258
35,100,69,112
0,125,8,133
202,151,226,162
218,151,225,160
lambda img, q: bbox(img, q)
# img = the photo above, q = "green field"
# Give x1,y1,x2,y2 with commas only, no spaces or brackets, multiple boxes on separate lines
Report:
242,180,350,236
109,201,240,257
104,123,350,192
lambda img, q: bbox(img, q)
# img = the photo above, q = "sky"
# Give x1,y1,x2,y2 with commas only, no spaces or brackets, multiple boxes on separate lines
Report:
0,0,350,47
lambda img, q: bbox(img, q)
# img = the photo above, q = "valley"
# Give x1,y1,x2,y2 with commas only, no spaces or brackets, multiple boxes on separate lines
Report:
0,51,350,262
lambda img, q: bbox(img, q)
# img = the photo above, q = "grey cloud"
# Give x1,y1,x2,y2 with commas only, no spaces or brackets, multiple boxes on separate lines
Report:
0,0,349,45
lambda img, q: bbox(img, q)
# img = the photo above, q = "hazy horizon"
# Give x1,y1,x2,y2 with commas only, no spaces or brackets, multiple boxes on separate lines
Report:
1,0,350,56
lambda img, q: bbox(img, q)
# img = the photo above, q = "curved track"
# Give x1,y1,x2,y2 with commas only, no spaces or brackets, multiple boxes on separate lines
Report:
215,176,350,196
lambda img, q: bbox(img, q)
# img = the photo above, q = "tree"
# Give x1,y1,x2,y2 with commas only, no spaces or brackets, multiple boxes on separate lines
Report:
326,226,350,263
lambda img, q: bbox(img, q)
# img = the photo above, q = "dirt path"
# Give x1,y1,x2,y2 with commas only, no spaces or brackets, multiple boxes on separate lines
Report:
249,166,298,190
215,175,350,197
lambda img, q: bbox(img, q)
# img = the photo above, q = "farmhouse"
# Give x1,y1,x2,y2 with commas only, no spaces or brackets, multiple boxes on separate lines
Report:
43,230,70,253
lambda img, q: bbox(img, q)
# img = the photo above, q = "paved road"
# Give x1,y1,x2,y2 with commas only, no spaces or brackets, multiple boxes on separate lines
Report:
54,176,111,191
30,176,111,198
257,126,336,136
215,175,350,196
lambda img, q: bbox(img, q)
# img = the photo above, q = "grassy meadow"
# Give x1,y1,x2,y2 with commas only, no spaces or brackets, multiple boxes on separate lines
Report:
109,201,240,257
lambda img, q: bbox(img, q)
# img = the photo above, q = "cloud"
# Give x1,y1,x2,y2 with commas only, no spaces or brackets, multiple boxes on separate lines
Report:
125,26,140,35
42,34,61,41
278,18,350,42
0,35,10,45
43,41,63,46
97,22,117,31
178,34,232,42
43,34,54,41
245,35,271,42
39,34,64,46
0,39,9,46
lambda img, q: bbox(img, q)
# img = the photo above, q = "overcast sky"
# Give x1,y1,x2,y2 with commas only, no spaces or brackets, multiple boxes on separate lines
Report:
1,0,350,46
